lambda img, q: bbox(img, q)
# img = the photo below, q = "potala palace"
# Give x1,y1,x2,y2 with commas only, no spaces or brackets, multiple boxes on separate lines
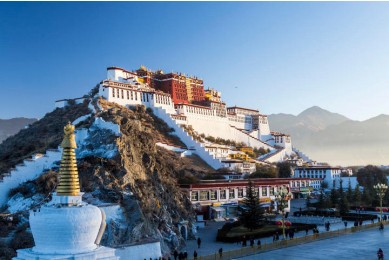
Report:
58,66,306,172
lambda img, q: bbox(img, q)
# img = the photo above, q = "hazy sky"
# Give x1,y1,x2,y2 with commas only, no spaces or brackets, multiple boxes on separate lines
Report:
1,2,389,120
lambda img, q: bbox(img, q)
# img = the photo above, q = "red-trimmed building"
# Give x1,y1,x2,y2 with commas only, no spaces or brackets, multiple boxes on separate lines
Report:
136,66,205,104
180,178,321,220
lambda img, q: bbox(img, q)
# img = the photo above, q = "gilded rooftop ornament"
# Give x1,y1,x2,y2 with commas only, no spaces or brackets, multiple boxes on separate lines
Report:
56,122,80,196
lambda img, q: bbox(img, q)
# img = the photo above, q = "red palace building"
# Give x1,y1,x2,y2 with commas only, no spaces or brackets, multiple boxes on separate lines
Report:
136,66,205,104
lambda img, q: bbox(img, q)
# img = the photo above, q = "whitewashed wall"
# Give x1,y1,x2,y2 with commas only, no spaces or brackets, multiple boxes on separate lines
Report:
152,107,223,169
0,150,62,207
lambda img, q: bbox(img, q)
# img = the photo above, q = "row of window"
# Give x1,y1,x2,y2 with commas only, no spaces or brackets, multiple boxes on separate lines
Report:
297,174,327,179
111,87,171,105
155,94,171,105
190,187,275,202
186,106,214,116
113,88,139,101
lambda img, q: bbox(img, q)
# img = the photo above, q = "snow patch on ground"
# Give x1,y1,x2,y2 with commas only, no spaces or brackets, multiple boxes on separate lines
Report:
93,117,120,136
72,114,91,125
7,193,45,214
88,102,97,114
156,142,186,152
100,205,125,223
75,117,120,159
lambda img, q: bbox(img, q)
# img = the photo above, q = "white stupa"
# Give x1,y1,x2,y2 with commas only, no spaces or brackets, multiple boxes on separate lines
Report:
14,123,118,260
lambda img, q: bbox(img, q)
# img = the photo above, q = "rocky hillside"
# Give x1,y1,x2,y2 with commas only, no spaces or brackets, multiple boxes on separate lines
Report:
0,98,213,258
0,118,38,144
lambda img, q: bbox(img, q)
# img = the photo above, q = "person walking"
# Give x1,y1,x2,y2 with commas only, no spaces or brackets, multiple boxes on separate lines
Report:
173,250,178,260
197,237,201,249
377,248,384,260
193,250,198,260
218,248,223,259
257,239,261,249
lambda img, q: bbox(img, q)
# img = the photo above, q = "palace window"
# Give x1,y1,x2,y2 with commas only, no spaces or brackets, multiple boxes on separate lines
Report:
220,190,227,200
270,187,274,196
117,89,120,98
238,188,244,198
112,88,115,97
229,189,235,199
127,91,129,100
191,192,199,201
121,90,124,99
200,191,209,201
262,187,268,197
210,190,217,200
254,188,259,197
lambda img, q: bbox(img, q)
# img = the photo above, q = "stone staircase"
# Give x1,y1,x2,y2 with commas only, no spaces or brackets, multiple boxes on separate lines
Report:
293,147,312,162
152,107,223,169
0,149,62,207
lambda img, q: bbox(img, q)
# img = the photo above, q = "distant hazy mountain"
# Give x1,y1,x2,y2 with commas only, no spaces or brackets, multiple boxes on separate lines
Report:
269,107,389,166
269,106,350,133
0,118,37,144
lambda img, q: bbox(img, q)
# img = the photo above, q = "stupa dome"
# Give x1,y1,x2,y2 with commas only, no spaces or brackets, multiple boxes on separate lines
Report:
30,204,103,254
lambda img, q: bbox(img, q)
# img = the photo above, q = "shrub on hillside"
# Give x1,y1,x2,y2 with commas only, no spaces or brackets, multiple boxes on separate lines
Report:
10,230,34,250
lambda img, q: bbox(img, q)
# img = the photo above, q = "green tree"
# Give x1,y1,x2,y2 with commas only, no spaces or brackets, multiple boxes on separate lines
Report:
321,181,329,189
362,188,373,206
316,192,325,209
353,184,362,206
346,180,353,203
330,188,338,207
338,179,349,215
276,162,292,178
357,165,388,193
251,164,277,178
240,180,263,231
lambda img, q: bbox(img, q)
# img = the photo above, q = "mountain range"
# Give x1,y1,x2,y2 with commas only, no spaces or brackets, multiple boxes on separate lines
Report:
0,118,37,144
268,106,389,166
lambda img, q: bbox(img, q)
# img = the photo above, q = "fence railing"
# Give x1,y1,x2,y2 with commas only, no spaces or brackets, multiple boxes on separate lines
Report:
190,222,384,260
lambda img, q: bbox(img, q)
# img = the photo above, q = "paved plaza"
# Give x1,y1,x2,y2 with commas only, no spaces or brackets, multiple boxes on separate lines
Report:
181,199,388,259
238,228,389,259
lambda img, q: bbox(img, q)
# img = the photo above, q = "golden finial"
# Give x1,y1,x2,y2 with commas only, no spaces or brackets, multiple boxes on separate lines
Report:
56,122,80,196
61,122,77,149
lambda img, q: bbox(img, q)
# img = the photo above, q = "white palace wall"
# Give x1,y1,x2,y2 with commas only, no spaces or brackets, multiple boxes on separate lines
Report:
99,84,176,114
182,114,273,151
152,107,223,169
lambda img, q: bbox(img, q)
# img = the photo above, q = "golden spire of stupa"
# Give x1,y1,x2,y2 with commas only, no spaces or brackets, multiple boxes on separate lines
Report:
56,122,81,196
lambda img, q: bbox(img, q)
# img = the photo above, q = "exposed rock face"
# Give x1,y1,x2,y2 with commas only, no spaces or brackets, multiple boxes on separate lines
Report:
81,99,210,252
1,98,212,258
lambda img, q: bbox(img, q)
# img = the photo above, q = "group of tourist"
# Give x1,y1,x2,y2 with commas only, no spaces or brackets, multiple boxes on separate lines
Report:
240,236,262,248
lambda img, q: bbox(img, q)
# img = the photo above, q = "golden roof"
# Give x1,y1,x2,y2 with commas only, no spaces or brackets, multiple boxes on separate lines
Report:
56,122,81,196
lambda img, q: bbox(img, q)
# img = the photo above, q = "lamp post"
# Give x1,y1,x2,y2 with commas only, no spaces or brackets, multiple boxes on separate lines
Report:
275,185,293,240
374,183,388,222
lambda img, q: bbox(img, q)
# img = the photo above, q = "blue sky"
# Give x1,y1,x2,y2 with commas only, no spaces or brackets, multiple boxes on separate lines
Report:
1,2,389,120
